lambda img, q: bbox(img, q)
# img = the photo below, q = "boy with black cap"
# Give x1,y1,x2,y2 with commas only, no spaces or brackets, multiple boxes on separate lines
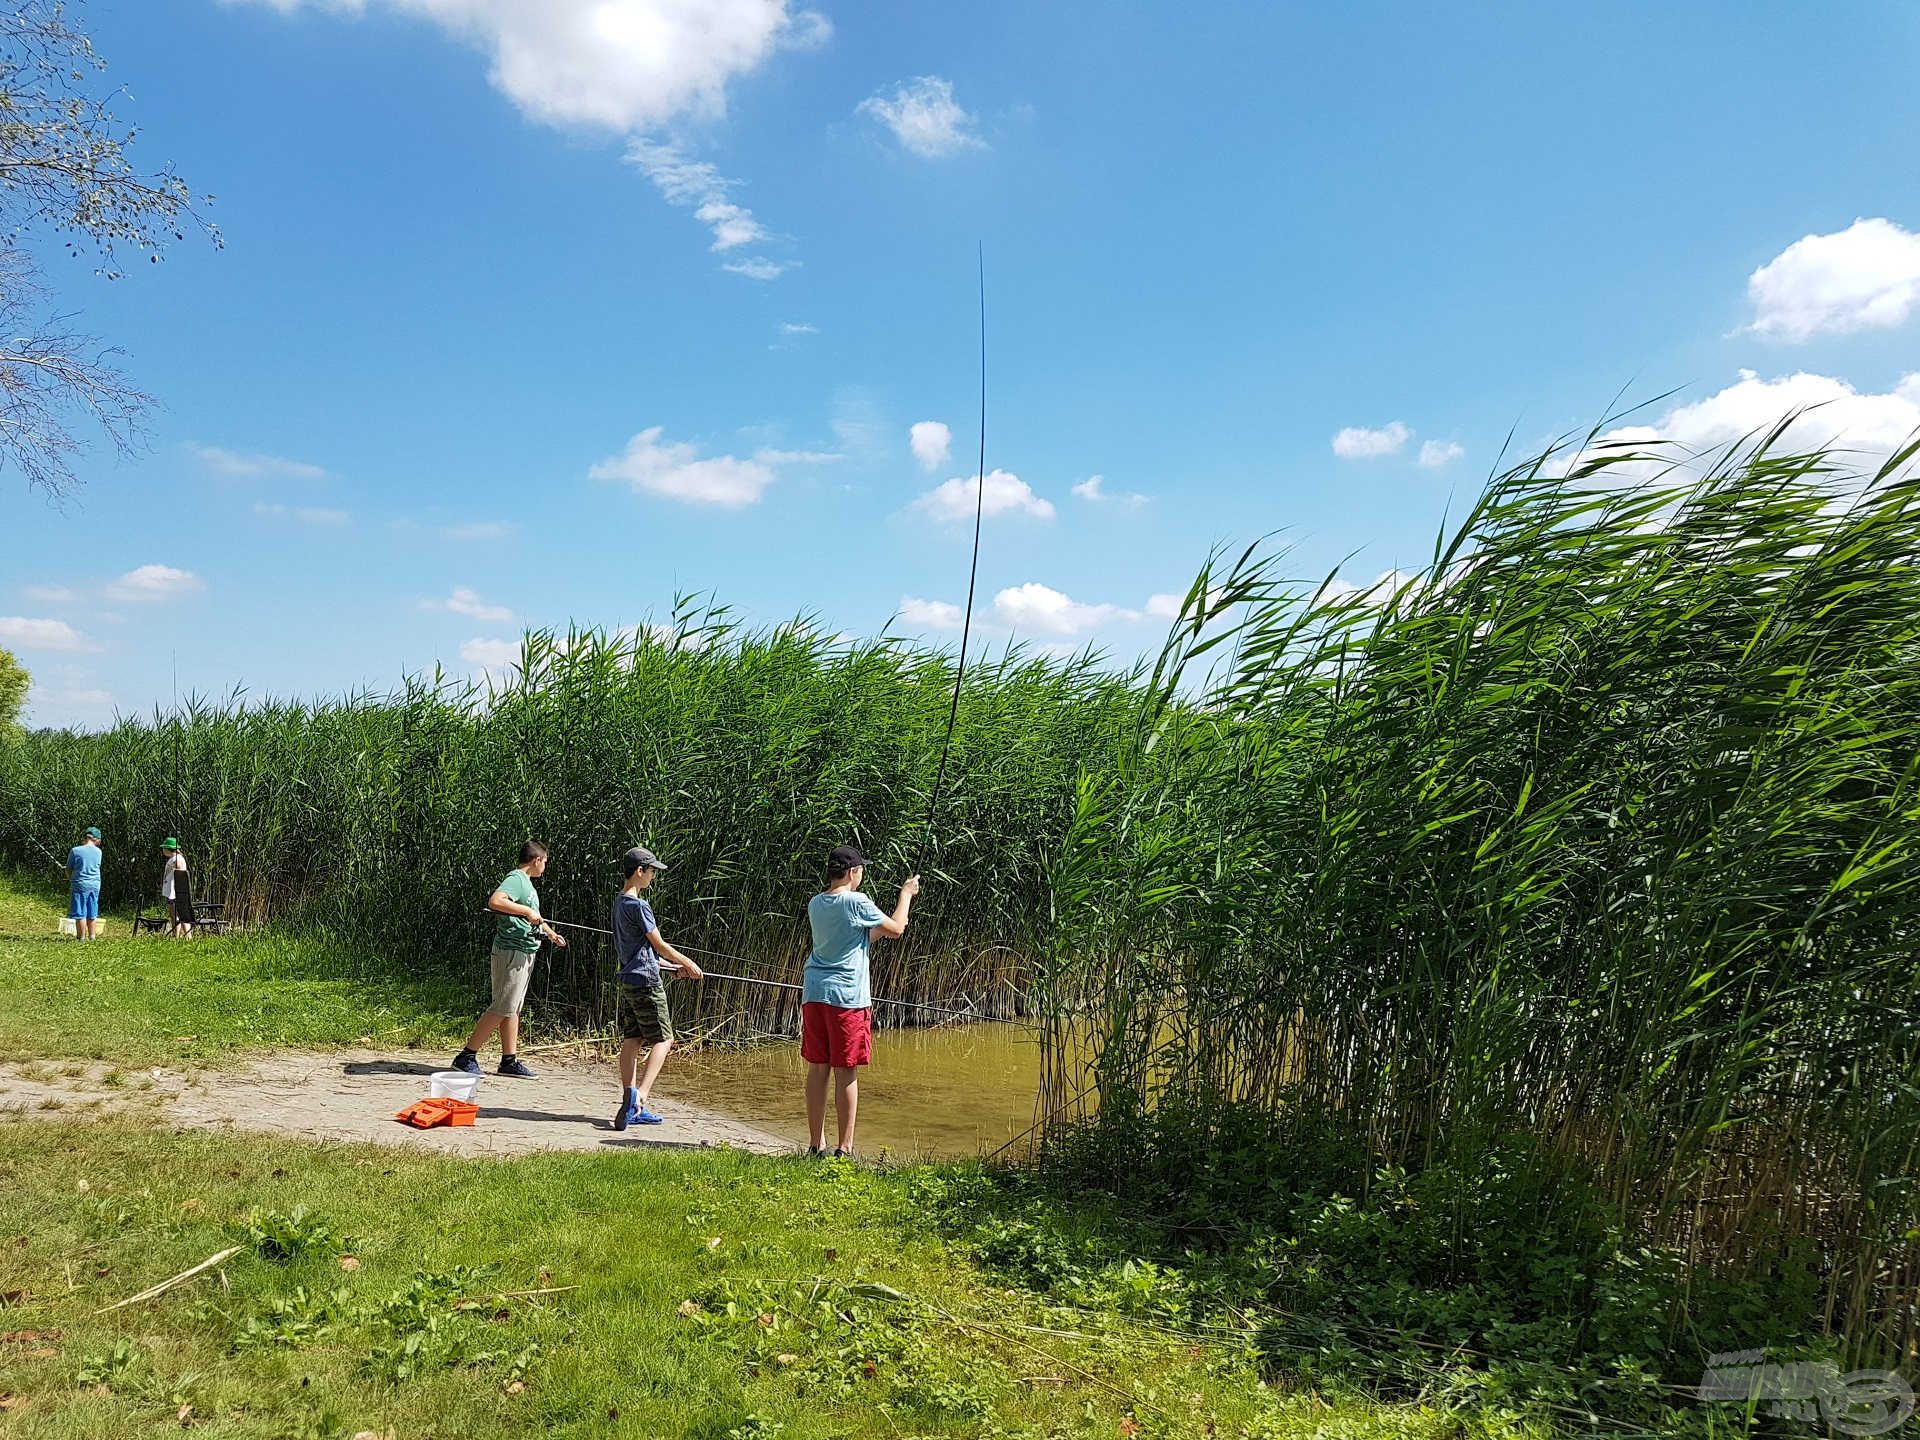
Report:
611,845,704,1130
802,845,919,1157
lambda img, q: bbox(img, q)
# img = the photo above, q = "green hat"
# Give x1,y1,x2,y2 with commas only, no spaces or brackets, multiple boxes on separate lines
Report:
85,826,102,840
161,837,179,850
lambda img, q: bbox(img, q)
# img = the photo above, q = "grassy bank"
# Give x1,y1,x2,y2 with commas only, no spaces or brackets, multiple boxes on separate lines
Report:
3,1120,1434,1440
0,873,466,1066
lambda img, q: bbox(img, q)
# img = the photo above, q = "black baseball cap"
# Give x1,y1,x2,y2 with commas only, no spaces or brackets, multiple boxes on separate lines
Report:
826,845,868,873
623,846,668,876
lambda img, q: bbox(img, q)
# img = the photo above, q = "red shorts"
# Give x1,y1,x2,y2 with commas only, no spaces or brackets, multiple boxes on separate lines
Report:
800,1002,872,1069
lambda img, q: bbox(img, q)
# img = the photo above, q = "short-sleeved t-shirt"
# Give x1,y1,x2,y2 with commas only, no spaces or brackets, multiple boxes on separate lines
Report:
803,890,889,1010
492,869,542,954
67,843,102,890
612,893,661,986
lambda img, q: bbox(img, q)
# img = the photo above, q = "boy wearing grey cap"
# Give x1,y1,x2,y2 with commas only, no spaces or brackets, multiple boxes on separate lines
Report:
611,846,703,1130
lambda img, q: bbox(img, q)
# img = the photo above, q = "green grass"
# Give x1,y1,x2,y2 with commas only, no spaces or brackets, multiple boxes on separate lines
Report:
0,1119,1503,1440
0,872,468,1065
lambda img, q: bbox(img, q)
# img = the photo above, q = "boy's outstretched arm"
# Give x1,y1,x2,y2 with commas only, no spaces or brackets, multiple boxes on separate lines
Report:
649,928,703,980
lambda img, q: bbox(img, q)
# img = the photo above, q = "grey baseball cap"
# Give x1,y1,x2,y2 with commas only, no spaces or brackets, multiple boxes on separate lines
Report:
623,846,668,876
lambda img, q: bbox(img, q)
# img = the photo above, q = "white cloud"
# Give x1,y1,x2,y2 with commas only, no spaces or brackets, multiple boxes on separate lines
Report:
1073,474,1147,505
21,584,76,603
106,565,205,603
626,140,770,252
913,468,1054,523
253,502,351,525
898,595,964,630
1332,421,1411,459
1570,370,1920,483
0,617,101,652
233,0,829,134
444,520,517,541
857,76,984,158
424,586,514,623
909,420,951,471
721,256,795,280
993,583,1137,636
589,426,834,507
1748,218,1920,342
780,322,818,335
1418,440,1465,469
192,444,327,481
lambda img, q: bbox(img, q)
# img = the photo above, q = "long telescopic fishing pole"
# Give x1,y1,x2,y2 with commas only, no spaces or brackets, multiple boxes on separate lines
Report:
25,834,65,870
913,244,988,878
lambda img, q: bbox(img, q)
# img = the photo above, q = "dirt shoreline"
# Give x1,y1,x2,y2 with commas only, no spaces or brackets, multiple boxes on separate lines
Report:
0,1048,788,1157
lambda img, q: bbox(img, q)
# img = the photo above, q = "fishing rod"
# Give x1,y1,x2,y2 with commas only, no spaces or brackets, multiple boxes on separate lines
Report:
25,834,66,870
913,244,989,878
497,912,1030,1028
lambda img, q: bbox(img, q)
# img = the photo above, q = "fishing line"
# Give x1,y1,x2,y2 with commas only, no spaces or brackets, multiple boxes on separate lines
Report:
913,243,988,877
487,912,1031,1028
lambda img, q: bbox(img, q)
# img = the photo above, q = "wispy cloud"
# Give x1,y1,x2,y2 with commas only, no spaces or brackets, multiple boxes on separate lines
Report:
1331,422,1411,459
444,521,517,541
626,140,770,252
253,502,351,525
21,583,76,603
858,76,985,158
590,426,836,508
192,444,327,481
722,256,796,281
106,565,204,603
1417,440,1464,469
780,322,818,336
424,586,515,623
1072,474,1146,505
0,616,101,652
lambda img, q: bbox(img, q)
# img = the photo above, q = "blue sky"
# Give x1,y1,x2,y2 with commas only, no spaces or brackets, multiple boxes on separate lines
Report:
7,0,1920,727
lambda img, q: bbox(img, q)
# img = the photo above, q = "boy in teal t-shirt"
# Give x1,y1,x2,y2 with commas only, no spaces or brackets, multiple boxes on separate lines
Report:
451,841,567,1078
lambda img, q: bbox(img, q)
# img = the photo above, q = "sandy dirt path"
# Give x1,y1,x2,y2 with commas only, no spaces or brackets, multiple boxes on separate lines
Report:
0,1048,788,1157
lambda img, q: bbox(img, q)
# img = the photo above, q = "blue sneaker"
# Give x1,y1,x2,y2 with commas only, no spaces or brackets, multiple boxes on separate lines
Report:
634,1105,664,1125
613,1089,639,1131
450,1049,480,1075
497,1056,536,1079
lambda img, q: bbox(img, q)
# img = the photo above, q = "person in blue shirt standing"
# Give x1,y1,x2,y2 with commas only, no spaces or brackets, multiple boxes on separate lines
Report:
609,846,703,1130
67,826,103,940
802,845,919,1158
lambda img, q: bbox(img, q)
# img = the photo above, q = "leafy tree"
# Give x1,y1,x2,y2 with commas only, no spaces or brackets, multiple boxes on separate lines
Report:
0,646,27,729
0,2,218,499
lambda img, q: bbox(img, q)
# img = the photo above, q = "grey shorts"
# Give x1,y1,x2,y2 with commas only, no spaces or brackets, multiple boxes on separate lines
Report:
486,947,536,1017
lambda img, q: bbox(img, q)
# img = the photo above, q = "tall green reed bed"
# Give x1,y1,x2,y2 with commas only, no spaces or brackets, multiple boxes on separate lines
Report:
1042,431,1920,1379
0,609,1146,1031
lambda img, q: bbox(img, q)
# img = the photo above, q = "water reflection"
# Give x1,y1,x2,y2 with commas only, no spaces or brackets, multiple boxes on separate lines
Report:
655,1020,1044,1160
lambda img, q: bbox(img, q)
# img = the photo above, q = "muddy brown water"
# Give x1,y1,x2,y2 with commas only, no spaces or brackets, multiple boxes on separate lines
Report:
654,1020,1048,1160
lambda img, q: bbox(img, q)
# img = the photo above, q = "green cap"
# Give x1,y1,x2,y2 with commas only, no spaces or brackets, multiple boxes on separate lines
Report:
161,837,179,850
85,826,101,840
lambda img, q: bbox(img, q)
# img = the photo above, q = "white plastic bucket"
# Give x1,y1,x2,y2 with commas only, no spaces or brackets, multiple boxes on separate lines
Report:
59,917,78,937
427,1070,480,1102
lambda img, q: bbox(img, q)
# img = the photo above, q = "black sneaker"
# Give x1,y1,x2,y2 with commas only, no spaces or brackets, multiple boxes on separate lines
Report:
497,1056,536,1079
450,1049,480,1076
